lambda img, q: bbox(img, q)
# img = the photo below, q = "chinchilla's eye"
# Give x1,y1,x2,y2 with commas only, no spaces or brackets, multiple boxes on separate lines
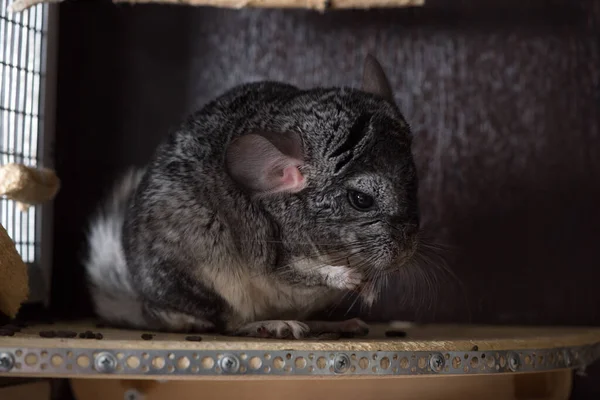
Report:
347,190,375,211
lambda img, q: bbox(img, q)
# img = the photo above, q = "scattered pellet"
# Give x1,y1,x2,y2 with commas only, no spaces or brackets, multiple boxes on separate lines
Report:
78,330,96,339
385,330,407,338
56,330,78,338
39,331,56,338
95,333,103,340
185,335,203,342
141,333,154,340
314,333,342,340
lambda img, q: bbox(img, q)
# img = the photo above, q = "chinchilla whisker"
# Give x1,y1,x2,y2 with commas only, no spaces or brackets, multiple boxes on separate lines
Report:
277,243,375,270
248,246,353,280
411,244,471,321
326,288,358,315
251,245,372,280
237,239,371,247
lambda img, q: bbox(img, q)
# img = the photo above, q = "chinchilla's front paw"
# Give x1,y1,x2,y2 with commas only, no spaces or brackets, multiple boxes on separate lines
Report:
232,320,310,339
338,318,370,336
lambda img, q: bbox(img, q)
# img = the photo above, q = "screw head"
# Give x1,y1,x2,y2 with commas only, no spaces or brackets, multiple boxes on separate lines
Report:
429,353,445,372
508,352,520,371
220,354,240,373
563,350,572,367
0,352,14,372
94,352,117,373
333,353,350,373
124,389,143,400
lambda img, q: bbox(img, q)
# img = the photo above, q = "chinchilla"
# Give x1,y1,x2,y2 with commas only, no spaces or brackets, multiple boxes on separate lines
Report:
85,55,422,339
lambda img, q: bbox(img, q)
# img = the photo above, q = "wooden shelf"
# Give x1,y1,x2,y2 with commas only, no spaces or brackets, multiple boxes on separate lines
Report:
0,321,598,380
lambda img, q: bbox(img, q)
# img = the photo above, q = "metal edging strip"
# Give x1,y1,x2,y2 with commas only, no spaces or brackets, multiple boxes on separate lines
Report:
1,342,599,377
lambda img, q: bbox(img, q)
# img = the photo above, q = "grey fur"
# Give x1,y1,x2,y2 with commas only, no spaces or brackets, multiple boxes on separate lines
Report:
84,56,420,338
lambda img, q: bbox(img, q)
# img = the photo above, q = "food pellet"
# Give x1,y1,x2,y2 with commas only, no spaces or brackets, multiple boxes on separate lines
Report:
39,331,56,338
0,329,15,336
185,335,203,342
56,330,78,338
315,333,342,340
141,333,154,340
385,330,407,338
95,333,103,340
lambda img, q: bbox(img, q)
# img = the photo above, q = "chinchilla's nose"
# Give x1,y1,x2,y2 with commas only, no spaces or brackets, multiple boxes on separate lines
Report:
389,215,419,241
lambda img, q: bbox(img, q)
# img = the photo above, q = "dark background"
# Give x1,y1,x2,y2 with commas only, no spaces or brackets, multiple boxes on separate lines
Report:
50,0,600,395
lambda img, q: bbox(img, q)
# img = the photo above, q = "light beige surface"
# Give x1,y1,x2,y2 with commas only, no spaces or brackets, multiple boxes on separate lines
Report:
70,370,573,400
1,321,599,352
7,0,424,12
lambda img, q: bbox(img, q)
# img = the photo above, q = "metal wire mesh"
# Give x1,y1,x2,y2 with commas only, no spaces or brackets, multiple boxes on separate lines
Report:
0,0,47,263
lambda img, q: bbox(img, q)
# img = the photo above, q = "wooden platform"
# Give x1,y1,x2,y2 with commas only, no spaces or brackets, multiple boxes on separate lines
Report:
1,321,600,352
0,321,598,380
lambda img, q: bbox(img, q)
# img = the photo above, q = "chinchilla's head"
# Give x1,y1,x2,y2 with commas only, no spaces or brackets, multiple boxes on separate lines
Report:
226,55,420,290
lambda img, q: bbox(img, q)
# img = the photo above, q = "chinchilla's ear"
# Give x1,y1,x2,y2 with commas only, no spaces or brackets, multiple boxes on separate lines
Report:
362,54,394,103
225,131,306,195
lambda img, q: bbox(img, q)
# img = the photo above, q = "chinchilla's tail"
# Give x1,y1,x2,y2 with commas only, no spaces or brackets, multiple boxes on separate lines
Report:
84,168,147,327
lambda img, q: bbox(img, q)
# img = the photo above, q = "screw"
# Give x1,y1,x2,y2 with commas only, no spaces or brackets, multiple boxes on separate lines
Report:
0,353,14,372
333,353,350,373
563,350,572,367
508,352,520,371
220,354,240,373
124,389,142,400
429,353,445,372
94,352,117,373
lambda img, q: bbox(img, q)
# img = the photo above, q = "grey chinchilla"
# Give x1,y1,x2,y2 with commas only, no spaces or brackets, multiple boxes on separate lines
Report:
84,55,423,339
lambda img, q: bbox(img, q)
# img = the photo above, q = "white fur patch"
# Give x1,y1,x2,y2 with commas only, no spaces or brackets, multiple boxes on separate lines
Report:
84,168,147,327
153,310,215,332
319,265,363,290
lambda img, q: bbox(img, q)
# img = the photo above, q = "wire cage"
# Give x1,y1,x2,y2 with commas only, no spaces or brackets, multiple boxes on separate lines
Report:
0,0,55,304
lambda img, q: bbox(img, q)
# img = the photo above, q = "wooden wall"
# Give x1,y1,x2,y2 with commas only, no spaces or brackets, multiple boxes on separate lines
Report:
52,0,600,327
